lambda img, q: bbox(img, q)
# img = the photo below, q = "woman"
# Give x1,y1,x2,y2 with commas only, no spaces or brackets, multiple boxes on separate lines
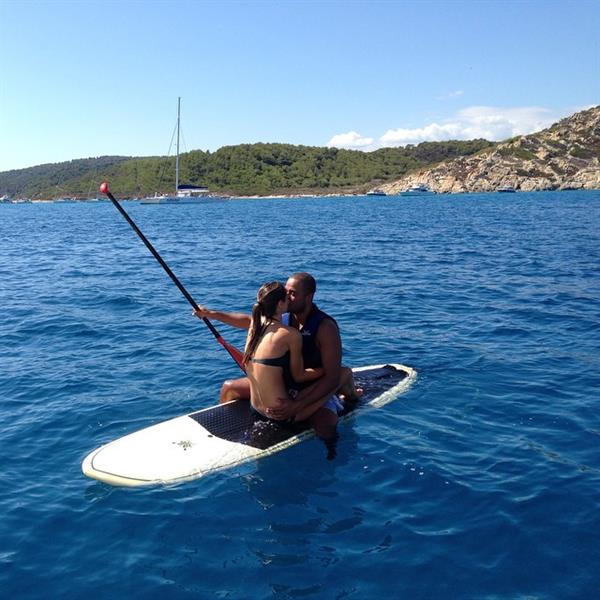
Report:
243,281,323,421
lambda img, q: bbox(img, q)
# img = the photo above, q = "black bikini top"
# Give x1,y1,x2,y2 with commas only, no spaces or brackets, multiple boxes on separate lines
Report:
250,350,290,368
250,350,294,390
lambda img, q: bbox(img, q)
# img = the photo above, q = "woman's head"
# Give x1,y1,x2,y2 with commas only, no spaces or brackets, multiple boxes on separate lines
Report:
244,281,287,364
255,281,288,318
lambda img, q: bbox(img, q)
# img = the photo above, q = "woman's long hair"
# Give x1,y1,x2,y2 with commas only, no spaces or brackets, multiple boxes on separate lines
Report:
243,281,287,365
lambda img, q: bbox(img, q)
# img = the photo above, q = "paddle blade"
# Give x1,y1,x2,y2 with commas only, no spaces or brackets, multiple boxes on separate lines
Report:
218,338,246,372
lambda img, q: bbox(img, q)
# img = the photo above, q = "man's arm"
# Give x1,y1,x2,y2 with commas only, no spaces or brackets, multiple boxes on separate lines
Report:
296,318,341,406
287,330,324,383
193,306,251,330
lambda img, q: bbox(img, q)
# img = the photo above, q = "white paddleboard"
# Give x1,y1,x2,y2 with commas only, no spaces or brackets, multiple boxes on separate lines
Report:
82,364,416,487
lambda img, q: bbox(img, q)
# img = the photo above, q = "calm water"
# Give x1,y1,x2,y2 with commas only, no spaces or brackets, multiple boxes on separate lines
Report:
1,191,599,598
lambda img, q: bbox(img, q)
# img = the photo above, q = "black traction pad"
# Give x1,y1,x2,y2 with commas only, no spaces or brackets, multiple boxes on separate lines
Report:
189,365,408,450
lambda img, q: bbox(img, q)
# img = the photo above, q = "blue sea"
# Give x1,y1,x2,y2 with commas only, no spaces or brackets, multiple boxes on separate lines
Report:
1,191,599,598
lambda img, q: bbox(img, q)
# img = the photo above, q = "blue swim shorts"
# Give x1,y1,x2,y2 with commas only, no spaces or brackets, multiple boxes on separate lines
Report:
323,395,344,415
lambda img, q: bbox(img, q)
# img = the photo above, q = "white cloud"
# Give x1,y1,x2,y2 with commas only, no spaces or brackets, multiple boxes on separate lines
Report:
379,106,561,146
380,122,463,145
327,131,374,149
326,106,572,151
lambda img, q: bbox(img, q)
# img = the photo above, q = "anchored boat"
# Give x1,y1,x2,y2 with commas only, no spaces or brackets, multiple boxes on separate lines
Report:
141,98,222,205
400,183,435,196
366,188,387,196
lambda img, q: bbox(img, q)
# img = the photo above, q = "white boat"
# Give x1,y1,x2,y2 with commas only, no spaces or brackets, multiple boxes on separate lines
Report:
141,98,220,205
366,188,387,196
400,183,435,196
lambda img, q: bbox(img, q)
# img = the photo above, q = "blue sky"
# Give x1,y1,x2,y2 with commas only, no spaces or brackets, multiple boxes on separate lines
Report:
1,0,598,171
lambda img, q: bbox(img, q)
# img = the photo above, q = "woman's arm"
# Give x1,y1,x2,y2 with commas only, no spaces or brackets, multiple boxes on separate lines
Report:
287,329,323,383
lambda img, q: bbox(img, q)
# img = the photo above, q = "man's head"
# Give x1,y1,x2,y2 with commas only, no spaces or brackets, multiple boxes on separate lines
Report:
285,272,316,315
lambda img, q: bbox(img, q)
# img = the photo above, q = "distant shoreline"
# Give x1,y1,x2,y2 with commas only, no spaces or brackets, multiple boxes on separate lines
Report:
2,188,598,204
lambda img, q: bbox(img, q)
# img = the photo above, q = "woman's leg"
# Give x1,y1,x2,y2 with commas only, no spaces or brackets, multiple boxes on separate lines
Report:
219,377,251,403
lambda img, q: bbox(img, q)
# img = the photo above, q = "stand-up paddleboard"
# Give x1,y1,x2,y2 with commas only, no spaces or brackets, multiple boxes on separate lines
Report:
82,364,416,487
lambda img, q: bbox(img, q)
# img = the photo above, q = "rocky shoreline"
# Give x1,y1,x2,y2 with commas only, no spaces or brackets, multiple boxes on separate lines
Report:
381,106,600,195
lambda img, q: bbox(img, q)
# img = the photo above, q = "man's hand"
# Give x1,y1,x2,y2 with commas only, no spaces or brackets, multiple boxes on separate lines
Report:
191,307,251,329
192,306,212,320
265,397,296,421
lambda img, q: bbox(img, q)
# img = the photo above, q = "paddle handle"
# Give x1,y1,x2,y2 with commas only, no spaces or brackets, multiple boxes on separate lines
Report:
99,182,245,371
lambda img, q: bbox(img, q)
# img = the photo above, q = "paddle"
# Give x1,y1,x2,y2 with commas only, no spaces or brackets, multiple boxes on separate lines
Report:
99,182,245,372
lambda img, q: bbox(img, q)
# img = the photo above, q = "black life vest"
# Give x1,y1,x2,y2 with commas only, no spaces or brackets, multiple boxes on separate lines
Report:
282,305,338,370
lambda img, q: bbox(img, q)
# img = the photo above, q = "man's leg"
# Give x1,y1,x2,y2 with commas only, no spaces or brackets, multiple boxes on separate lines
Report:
308,407,338,438
219,377,251,404
308,407,339,459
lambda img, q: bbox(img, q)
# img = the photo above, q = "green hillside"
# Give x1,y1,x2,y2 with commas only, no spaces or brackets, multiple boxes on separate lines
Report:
0,140,494,199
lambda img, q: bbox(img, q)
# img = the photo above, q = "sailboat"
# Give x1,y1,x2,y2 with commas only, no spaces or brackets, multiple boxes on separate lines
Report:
141,98,217,205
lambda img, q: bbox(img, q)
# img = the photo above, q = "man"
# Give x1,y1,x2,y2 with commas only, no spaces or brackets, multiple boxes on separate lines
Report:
193,272,354,441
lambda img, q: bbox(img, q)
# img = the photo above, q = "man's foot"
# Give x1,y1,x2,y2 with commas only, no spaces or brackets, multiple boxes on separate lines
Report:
339,387,363,406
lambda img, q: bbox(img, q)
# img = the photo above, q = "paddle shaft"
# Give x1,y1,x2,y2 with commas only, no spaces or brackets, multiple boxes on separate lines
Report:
103,188,245,371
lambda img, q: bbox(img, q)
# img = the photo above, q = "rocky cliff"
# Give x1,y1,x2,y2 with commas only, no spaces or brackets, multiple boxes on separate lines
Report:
381,106,600,194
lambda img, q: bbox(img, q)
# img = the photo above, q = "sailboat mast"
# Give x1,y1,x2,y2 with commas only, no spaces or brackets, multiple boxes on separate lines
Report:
175,96,180,196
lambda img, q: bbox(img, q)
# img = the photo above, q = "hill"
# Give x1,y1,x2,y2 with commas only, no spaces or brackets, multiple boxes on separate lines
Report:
0,156,133,199
0,140,493,199
380,106,600,194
